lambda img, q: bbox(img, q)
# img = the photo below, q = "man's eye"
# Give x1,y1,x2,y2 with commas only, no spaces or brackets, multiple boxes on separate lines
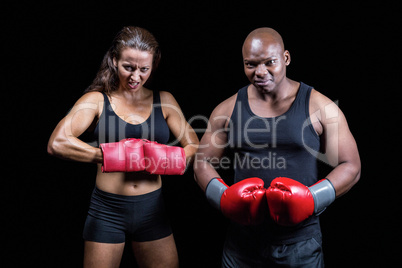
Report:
245,63,255,68
266,60,276,65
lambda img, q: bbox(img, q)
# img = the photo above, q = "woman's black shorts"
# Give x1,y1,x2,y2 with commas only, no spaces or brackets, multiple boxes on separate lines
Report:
83,187,172,243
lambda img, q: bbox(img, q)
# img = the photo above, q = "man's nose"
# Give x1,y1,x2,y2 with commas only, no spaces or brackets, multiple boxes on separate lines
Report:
255,64,268,77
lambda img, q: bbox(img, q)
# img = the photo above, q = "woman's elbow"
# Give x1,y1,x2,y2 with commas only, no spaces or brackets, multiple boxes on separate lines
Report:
47,138,56,156
47,137,65,158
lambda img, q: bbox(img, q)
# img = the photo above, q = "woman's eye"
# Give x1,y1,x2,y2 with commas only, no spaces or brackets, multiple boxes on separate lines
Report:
124,66,133,71
141,67,150,72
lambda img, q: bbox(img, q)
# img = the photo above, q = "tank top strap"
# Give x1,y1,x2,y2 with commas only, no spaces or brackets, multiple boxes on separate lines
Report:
149,90,170,144
153,90,161,104
237,85,249,105
230,85,249,118
152,90,165,117
100,91,111,115
100,91,109,104
293,82,313,119
152,90,162,110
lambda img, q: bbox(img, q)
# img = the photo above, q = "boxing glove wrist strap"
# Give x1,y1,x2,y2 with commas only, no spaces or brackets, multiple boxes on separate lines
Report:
205,178,228,210
309,178,336,215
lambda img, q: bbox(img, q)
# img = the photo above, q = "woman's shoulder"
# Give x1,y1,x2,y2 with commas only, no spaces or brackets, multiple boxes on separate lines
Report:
158,90,179,106
80,91,105,102
68,91,105,116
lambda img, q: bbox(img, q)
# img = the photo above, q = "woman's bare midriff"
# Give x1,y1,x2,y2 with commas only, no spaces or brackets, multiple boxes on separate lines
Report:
95,164,162,196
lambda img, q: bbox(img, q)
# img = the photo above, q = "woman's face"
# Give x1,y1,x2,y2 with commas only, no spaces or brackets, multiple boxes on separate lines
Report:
113,48,154,92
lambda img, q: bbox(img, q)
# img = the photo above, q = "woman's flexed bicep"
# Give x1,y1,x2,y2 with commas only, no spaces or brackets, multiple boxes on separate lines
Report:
47,92,104,163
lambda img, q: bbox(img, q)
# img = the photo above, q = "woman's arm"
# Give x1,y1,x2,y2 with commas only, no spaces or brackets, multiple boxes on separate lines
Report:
160,91,199,165
47,92,104,163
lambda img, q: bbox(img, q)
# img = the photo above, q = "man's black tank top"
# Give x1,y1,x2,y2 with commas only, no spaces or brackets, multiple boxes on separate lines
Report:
227,82,321,243
84,91,170,147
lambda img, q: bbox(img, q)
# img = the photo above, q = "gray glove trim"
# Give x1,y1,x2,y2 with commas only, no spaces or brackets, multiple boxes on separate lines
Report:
205,178,228,210
309,179,336,215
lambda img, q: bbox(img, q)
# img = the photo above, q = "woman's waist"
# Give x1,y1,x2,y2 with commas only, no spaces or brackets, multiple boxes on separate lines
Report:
96,165,161,196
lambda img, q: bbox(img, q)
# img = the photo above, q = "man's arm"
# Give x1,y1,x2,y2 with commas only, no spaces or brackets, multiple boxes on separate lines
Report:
193,95,268,225
310,89,361,197
193,95,237,191
265,89,361,226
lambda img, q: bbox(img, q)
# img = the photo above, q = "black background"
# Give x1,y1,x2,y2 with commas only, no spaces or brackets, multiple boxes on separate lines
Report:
4,1,400,267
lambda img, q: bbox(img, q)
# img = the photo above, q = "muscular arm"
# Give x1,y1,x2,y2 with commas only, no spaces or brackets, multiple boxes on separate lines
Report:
160,91,199,165
193,95,236,191
310,90,361,197
47,92,103,163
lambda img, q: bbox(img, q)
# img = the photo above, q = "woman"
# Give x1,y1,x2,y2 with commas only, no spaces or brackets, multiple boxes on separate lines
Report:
48,26,199,268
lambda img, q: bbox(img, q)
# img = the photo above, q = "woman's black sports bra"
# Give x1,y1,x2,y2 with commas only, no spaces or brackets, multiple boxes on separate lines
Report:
84,91,170,147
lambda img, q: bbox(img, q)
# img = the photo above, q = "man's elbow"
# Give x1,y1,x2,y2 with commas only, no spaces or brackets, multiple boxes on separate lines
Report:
352,164,361,186
346,161,361,192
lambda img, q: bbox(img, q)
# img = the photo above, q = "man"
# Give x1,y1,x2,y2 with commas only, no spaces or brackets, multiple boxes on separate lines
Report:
193,27,361,267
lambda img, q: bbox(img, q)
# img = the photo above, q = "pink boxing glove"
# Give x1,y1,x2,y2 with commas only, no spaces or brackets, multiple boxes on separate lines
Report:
100,139,186,175
143,141,186,175
100,138,146,172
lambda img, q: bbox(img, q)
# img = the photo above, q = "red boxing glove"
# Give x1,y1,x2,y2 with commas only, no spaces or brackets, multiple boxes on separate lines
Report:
143,141,186,175
100,138,146,172
206,178,267,225
100,139,186,175
266,177,335,226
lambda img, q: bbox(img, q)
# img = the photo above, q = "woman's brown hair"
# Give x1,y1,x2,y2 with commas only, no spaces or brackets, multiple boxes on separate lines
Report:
85,26,161,95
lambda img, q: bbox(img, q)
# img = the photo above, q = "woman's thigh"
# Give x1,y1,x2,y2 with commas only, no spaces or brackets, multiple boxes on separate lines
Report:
132,234,179,268
84,241,125,268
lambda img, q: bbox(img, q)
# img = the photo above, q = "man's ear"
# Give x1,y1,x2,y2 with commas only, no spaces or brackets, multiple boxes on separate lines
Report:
284,50,291,66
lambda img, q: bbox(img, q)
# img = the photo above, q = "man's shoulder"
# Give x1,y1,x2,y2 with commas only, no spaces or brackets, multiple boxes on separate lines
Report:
212,92,239,117
309,88,335,111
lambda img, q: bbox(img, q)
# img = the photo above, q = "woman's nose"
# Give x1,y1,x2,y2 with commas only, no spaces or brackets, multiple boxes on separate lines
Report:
131,71,140,81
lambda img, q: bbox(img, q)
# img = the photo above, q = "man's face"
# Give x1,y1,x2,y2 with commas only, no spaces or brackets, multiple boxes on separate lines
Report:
242,37,290,93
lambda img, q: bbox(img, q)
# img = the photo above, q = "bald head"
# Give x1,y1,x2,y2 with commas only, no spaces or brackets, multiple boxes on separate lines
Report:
242,27,285,55
241,28,291,92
